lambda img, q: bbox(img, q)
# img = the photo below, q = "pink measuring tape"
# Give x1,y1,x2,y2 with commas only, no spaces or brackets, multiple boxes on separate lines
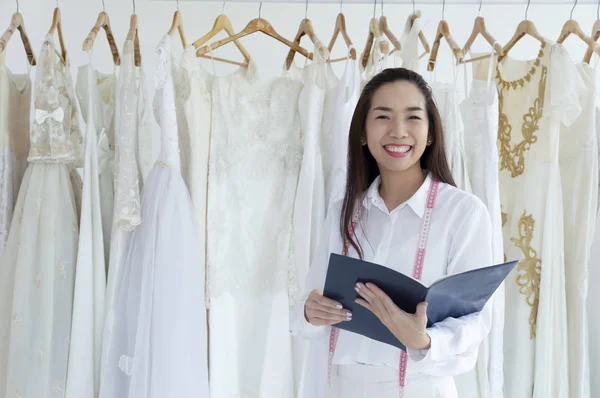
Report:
327,178,440,397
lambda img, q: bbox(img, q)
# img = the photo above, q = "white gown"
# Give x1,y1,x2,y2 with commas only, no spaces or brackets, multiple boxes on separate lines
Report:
590,81,600,398
65,60,109,398
322,51,360,211
0,34,84,398
0,51,31,258
559,62,598,398
173,47,213,307
207,60,303,398
398,12,427,73
99,35,209,398
496,41,578,398
75,62,117,263
100,39,149,385
460,53,505,398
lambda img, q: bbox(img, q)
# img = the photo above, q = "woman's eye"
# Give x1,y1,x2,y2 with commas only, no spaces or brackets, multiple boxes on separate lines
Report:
409,115,422,120
376,115,390,120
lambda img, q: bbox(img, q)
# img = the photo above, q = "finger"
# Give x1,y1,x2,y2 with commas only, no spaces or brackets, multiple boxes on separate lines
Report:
366,283,401,315
356,283,390,319
354,298,373,313
309,317,341,326
307,301,351,318
415,302,429,323
309,308,351,323
315,294,344,310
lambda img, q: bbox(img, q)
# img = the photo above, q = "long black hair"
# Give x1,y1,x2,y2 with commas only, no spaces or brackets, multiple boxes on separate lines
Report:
340,67,455,259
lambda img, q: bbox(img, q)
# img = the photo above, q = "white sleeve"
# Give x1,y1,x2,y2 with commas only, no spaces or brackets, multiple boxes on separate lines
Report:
289,201,343,340
542,43,586,126
407,198,494,376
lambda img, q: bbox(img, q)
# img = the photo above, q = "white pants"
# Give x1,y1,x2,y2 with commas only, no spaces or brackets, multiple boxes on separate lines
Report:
330,365,458,398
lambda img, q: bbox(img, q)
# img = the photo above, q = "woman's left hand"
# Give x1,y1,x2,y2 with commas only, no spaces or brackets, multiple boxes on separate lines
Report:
355,282,431,351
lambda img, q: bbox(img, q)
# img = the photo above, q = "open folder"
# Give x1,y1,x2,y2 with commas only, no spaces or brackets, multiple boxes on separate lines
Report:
323,253,518,351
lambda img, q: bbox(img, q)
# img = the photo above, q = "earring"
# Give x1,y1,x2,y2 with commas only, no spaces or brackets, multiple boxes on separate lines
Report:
361,136,367,146
427,138,433,145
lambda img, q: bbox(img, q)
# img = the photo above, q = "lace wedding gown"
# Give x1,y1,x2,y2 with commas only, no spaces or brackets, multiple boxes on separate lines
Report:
0,51,31,259
99,39,150,386
207,60,303,398
0,35,84,398
99,35,209,398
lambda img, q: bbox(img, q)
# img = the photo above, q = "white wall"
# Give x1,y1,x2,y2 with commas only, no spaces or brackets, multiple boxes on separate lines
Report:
1,0,600,85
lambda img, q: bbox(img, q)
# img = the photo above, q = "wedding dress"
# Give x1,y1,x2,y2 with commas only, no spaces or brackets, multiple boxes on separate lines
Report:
0,34,83,398
99,39,150,385
0,51,31,258
207,60,302,398
75,60,117,262
65,57,111,398
99,35,209,398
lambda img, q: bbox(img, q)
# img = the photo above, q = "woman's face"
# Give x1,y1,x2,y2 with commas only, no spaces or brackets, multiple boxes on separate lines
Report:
365,80,430,176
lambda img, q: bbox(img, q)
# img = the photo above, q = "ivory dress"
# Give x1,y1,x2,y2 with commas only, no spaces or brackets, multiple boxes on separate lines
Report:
207,61,303,398
496,41,578,398
558,62,597,398
0,51,31,258
0,34,83,398
99,35,209,398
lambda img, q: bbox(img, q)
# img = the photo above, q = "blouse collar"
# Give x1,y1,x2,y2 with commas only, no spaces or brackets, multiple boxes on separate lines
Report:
362,172,432,218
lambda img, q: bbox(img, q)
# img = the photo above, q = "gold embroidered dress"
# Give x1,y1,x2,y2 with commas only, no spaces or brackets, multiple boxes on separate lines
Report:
496,41,576,398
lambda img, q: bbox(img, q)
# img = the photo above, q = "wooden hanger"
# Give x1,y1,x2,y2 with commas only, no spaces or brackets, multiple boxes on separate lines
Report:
407,11,430,56
360,18,390,70
82,11,120,65
327,12,356,63
48,7,68,65
196,15,312,64
379,15,401,54
193,14,251,68
558,19,600,56
0,11,36,65
285,17,328,70
583,18,600,63
168,10,187,48
427,20,464,72
501,14,544,62
461,16,504,64
126,14,142,67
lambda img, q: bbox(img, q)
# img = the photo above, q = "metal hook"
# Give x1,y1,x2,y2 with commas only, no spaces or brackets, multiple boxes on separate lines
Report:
340,0,343,13
570,0,577,20
102,0,105,12
258,2,262,19
16,0,19,13
597,0,599,20
305,0,308,19
381,0,384,16
177,0,180,11
132,0,136,14
478,0,483,16
525,0,530,20
412,0,415,14
222,0,226,14
442,0,446,20
372,0,376,19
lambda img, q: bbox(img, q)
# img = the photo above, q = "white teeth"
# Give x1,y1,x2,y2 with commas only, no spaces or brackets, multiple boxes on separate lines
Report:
386,145,411,153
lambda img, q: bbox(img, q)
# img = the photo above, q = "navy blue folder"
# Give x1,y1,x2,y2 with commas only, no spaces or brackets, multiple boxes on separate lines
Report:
323,253,518,351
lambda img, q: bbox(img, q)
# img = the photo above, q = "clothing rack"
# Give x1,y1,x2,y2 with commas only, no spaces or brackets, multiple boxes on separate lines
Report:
172,0,600,4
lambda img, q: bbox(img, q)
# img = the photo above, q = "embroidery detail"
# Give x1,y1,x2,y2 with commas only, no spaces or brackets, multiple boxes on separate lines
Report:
501,211,508,227
511,210,541,339
496,42,545,91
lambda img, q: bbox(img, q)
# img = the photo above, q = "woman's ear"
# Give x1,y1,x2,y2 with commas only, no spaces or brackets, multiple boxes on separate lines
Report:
426,136,433,146
361,133,367,146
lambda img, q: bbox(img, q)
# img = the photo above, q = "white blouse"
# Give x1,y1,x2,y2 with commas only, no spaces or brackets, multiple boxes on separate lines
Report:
291,173,495,397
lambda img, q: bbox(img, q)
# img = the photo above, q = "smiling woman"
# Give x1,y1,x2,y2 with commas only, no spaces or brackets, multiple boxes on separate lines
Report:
291,68,495,398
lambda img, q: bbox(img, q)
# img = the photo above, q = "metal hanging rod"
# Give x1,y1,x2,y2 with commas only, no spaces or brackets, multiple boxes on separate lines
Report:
169,0,600,4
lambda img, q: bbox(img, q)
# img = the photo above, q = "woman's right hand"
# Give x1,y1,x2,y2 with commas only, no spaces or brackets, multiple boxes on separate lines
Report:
304,289,352,326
